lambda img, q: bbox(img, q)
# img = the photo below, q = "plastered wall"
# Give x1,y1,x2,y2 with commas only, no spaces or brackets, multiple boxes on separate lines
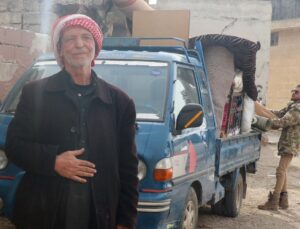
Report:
157,0,272,104
267,27,300,109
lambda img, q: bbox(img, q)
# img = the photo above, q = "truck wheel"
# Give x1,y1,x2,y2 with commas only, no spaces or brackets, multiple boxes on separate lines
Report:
180,187,198,229
212,173,244,217
225,173,243,217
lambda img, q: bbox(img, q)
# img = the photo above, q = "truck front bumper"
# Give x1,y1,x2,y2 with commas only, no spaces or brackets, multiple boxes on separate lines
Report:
136,191,173,229
137,199,171,213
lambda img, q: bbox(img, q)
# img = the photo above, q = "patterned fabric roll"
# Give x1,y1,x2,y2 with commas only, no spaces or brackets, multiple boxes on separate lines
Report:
189,34,260,101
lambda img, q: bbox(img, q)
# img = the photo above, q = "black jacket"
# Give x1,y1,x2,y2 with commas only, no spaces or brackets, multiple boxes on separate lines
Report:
5,70,138,229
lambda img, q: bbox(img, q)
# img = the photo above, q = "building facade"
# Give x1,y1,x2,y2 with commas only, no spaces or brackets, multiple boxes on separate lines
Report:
157,0,272,104
267,0,300,109
1,0,299,108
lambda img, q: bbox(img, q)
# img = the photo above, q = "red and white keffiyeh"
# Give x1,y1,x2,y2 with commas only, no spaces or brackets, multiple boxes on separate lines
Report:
52,14,103,68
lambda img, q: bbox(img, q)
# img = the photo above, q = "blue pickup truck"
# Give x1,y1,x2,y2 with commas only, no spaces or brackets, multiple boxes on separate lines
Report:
0,37,261,228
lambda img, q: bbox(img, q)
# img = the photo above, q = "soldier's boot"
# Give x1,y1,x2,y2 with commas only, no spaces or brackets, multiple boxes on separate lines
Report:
279,192,289,209
258,191,280,211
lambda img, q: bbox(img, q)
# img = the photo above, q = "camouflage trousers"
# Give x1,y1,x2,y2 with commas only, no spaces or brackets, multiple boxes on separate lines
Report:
274,154,293,194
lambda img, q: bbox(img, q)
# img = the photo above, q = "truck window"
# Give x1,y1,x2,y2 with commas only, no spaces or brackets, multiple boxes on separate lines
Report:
2,60,169,122
197,69,215,126
2,63,59,113
173,67,200,120
95,60,168,121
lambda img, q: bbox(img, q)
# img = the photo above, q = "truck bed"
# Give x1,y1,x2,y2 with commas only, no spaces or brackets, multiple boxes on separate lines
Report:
215,132,261,177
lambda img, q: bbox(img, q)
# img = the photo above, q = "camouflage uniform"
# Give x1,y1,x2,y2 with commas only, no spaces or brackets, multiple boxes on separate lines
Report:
258,100,300,211
270,101,300,157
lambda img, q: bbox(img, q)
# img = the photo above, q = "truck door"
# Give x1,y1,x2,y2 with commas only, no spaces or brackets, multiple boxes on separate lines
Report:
171,65,215,204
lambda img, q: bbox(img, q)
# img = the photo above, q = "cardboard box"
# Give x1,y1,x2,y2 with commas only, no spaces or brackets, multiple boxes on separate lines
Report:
132,10,190,46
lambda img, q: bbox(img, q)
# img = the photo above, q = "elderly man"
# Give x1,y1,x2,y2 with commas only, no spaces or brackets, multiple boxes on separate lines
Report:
258,84,300,211
5,14,138,229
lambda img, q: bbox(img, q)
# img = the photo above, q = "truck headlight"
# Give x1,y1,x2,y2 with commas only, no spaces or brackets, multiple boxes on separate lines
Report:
153,158,173,182
0,150,8,170
138,160,147,181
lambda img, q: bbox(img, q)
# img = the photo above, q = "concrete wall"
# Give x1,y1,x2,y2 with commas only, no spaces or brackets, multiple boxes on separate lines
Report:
0,27,49,101
267,20,300,109
157,0,272,103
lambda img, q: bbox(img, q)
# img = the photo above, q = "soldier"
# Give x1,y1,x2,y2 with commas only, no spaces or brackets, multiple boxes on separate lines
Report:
258,84,300,211
54,0,153,36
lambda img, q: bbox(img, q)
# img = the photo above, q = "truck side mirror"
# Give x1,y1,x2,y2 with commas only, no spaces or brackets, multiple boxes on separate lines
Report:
176,103,204,132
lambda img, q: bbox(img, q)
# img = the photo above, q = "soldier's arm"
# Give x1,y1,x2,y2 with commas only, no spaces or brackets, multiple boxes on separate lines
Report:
270,107,300,129
114,0,153,19
270,106,288,118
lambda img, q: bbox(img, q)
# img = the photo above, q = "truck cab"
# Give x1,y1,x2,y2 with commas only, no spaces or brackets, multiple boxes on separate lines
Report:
0,37,261,228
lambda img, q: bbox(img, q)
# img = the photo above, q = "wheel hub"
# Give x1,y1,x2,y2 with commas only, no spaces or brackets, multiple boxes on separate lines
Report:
183,200,196,229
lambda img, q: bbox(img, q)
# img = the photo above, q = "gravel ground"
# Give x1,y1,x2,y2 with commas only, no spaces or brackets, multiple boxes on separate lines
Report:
0,217,14,229
197,132,300,229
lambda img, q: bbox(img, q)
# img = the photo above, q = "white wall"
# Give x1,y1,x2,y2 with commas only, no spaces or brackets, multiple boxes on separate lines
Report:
157,0,272,103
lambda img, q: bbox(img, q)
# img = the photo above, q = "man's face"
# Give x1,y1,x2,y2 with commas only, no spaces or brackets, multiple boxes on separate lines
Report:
59,26,95,69
291,86,300,101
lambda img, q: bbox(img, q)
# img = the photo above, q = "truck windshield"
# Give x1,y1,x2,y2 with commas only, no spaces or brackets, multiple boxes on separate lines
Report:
2,60,168,122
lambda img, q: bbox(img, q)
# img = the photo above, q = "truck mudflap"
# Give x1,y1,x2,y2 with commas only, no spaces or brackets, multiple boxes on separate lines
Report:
137,199,171,212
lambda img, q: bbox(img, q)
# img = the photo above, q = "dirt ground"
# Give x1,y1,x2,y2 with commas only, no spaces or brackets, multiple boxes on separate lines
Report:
197,131,300,229
1,131,300,229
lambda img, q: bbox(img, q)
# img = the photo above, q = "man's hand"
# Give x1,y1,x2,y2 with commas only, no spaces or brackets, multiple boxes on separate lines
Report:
116,225,129,229
252,115,272,131
54,148,96,183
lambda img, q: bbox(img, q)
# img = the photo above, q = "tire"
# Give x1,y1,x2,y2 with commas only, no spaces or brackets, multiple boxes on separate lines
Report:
180,187,198,229
212,173,244,217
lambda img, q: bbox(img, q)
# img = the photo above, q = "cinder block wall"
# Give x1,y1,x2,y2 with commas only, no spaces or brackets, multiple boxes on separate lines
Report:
0,0,128,34
0,27,49,101
0,0,77,33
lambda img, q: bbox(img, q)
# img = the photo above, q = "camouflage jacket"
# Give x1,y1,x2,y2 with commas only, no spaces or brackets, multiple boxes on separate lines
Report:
271,101,300,156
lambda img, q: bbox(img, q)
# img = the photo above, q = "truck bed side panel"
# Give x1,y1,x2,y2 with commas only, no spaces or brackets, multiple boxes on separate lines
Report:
216,132,261,176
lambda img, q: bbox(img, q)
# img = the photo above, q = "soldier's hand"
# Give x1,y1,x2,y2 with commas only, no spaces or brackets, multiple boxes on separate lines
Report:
54,148,96,183
252,115,272,131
